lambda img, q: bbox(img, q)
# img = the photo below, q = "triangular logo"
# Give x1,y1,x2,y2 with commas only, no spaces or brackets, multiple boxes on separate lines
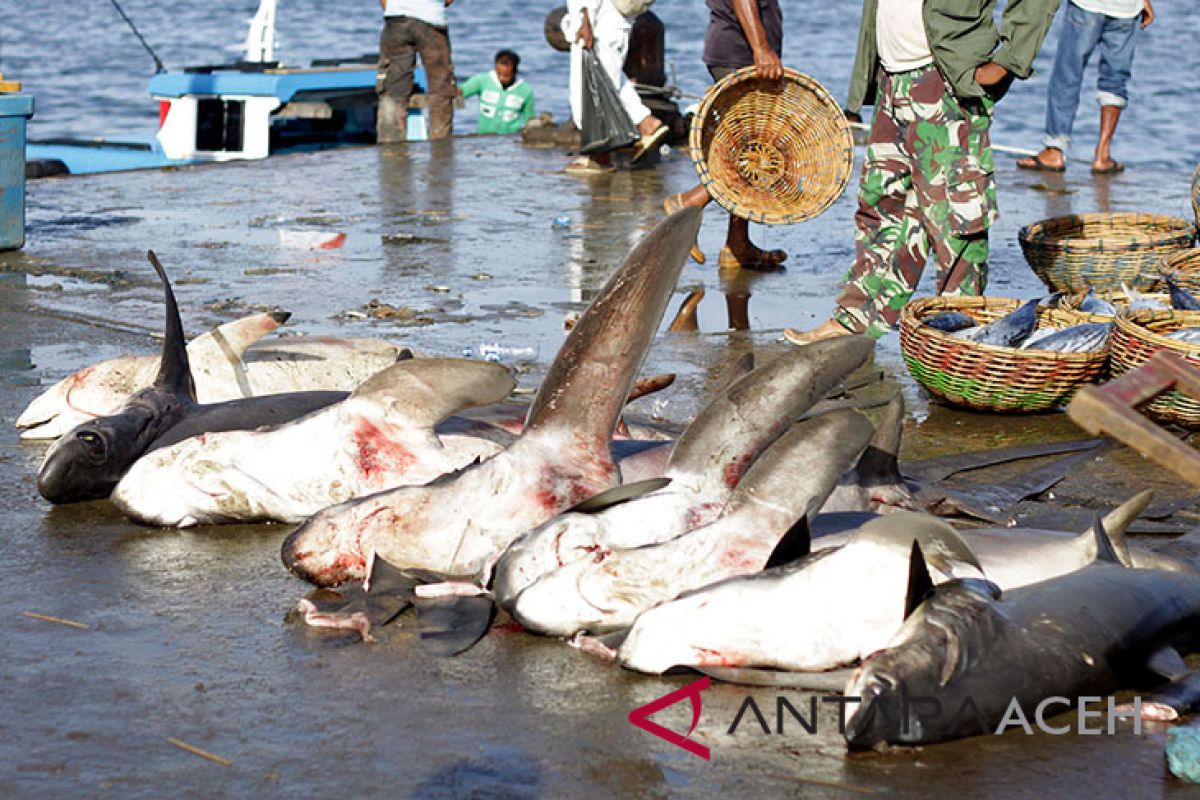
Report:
627,676,711,760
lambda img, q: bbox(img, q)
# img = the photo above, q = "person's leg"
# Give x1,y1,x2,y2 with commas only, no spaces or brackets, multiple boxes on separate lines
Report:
1092,13,1140,171
377,18,417,144
416,22,455,140
787,71,924,343
912,70,996,305
1019,3,1103,169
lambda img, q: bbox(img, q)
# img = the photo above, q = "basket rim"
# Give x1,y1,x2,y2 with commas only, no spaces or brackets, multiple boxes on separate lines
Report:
1017,212,1198,251
687,66,855,226
900,295,1108,362
1112,308,1200,354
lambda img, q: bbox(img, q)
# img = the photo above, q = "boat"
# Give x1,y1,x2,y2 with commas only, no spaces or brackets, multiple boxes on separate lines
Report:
26,0,427,177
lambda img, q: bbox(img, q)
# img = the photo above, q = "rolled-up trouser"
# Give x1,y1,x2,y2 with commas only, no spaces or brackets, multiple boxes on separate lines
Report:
378,15,455,141
565,9,650,129
834,65,998,339
1043,1,1141,150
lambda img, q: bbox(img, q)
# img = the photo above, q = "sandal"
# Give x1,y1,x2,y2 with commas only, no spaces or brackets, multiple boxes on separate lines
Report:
631,123,670,164
565,156,615,175
663,193,706,264
1016,154,1065,173
717,245,788,270
1091,161,1125,175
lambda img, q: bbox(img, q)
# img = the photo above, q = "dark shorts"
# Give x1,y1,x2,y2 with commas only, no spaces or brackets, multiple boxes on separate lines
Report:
708,66,736,83
703,0,782,69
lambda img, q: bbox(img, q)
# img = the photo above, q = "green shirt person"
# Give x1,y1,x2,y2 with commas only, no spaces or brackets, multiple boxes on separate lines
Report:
460,49,535,135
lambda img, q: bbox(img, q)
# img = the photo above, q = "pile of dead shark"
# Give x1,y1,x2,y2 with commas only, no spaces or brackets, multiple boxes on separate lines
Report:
18,208,1200,750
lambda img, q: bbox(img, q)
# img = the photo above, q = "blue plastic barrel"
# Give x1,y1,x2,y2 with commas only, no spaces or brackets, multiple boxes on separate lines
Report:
0,94,34,251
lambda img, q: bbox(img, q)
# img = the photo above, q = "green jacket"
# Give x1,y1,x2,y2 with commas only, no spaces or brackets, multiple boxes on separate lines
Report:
846,0,1060,112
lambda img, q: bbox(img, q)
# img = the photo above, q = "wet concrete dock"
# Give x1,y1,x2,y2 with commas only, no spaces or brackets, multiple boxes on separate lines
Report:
2,136,1198,797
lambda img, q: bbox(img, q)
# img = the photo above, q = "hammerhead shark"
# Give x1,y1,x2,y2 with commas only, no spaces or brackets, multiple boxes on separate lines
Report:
37,251,346,504
281,208,702,586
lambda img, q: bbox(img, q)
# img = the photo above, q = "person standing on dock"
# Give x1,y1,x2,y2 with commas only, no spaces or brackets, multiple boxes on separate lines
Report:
784,0,1060,344
1016,0,1154,175
661,0,787,269
377,0,456,142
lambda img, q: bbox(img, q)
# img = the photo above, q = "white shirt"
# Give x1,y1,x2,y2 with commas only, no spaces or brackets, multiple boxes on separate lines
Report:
384,0,447,27
1072,0,1144,19
876,0,933,73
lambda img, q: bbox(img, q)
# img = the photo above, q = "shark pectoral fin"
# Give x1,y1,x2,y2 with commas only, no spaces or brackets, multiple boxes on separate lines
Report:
350,358,517,429
627,374,675,403
904,541,935,620
1144,670,1200,721
567,477,671,514
764,517,811,569
1148,646,1190,681
414,595,497,656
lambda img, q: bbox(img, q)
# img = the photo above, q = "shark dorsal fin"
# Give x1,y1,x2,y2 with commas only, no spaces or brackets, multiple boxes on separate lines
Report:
904,540,935,620
1088,514,1124,566
146,250,196,402
1099,490,1152,567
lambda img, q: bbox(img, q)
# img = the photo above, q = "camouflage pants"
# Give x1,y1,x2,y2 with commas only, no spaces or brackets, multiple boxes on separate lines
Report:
835,66,998,339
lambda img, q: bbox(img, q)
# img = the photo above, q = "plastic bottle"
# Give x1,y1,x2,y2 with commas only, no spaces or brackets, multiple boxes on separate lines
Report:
552,215,571,230
462,342,539,363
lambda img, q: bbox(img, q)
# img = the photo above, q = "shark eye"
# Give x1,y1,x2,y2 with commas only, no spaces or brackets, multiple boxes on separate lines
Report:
76,431,105,455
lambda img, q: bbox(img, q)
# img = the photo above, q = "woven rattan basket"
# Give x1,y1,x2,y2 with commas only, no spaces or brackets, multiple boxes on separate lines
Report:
1162,248,1200,293
688,67,854,225
900,296,1109,412
1054,289,1172,323
1018,212,1197,294
1110,309,1200,428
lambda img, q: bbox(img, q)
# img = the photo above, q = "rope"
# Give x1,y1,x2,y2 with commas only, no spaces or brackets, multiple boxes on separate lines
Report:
107,0,166,74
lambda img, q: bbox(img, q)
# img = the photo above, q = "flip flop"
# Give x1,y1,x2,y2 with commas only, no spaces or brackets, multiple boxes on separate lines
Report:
631,124,670,164
565,156,615,175
663,193,706,264
1016,155,1066,173
717,246,788,270
1091,161,1125,175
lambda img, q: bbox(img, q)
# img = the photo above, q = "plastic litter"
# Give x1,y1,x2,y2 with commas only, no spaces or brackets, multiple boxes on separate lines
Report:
462,343,539,363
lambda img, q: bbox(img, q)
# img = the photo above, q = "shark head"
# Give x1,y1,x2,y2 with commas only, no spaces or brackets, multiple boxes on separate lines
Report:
37,251,196,504
37,399,170,502
844,573,1002,750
